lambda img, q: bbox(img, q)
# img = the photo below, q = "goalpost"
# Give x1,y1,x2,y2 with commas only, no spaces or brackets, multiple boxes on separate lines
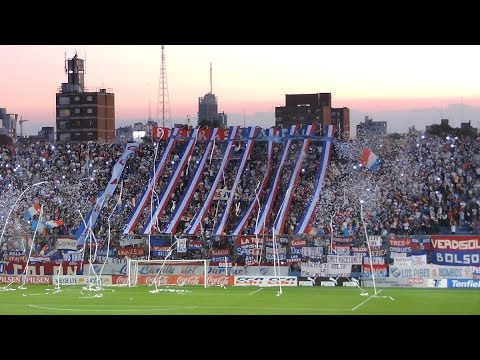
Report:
126,258,209,289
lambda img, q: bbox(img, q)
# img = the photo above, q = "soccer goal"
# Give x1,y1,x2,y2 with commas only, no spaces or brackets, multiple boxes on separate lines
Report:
126,258,209,288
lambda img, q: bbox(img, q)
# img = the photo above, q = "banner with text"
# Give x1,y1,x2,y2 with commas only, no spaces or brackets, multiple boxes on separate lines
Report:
431,236,480,266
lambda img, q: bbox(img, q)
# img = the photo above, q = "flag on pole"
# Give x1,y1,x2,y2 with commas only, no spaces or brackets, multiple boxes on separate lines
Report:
45,219,65,229
359,148,381,171
24,204,41,221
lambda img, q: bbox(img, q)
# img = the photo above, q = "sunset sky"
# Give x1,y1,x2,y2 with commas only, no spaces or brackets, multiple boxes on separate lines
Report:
1,45,480,135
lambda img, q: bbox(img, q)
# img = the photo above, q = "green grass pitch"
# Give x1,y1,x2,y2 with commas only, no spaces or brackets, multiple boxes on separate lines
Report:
0,285,478,315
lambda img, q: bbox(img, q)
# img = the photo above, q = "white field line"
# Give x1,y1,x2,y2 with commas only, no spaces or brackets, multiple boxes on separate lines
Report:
28,304,199,312
352,289,383,311
27,304,350,313
248,288,264,295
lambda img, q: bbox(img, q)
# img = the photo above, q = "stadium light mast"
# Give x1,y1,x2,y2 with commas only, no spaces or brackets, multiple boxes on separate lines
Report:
156,45,171,128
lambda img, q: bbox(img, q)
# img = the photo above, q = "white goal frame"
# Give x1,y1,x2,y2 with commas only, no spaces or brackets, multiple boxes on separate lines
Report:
126,258,209,288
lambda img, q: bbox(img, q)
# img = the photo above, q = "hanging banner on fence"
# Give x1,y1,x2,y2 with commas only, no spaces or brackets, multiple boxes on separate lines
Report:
120,235,144,247
351,246,368,257
30,255,52,263
290,247,303,255
390,252,407,259
411,254,427,265
363,256,385,265
368,236,382,247
117,247,145,257
187,240,203,249
431,265,473,279
266,247,286,261
6,262,83,275
245,255,259,266
389,265,431,279
389,238,413,256
211,256,233,263
55,237,78,251
301,261,352,277
369,246,388,256
236,246,261,256
7,251,26,262
389,264,473,279
431,235,480,266
361,264,388,278
149,237,172,247
332,237,355,245
331,245,350,255
286,254,302,263
96,249,115,257
394,257,412,266
291,239,307,247
302,247,323,258
326,255,363,264
211,249,230,256
176,237,187,253
235,236,264,246
152,246,171,257
63,252,84,262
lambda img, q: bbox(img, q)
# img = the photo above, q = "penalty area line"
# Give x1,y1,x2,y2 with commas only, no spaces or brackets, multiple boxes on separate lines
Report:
249,288,264,295
351,289,383,311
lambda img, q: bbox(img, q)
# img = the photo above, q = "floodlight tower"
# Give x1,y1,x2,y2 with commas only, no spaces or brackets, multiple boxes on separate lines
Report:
156,45,171,128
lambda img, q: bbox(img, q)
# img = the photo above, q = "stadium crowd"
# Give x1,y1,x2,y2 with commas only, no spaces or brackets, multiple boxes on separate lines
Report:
0,127,479,263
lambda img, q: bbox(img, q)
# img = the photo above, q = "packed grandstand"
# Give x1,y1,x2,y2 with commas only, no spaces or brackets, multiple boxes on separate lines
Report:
0,124,479,284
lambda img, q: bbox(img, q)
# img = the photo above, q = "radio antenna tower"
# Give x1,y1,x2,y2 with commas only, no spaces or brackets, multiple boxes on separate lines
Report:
210,62,212,94
156,45,171,128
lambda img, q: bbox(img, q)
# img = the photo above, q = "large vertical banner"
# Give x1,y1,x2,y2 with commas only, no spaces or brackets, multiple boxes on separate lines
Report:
75,143,139,245
431,236,480,266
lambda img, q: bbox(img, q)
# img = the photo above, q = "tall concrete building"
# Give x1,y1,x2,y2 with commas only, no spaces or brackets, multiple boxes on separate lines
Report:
197,63,227,128
356,116,387,138
198,93,218,126
56,52,115,143
0,108,18,139
275,93,350,139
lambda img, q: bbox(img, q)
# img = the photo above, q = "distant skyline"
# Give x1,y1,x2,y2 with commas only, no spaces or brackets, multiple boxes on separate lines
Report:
1,45,480,135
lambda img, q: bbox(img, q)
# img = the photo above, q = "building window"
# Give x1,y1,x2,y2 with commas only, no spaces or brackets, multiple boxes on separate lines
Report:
59,109,70,117
59,96,70,105
74,108,80,115
74,133,81,139
87,108,93,114
87,132,94,138
74,96,80,102
59,133,71,141
87,95,93,102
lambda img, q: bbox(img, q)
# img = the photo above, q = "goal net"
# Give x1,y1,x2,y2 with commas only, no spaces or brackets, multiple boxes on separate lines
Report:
126,258,210,288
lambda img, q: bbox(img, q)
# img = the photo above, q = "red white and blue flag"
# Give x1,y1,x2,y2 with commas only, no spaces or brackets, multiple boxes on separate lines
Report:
360,148,380,171
23,204,41,220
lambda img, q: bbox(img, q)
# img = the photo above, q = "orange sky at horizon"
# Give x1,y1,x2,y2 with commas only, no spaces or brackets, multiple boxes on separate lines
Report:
2,45,480,135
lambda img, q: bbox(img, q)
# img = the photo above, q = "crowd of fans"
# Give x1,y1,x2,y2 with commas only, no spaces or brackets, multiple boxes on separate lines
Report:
0,127,479,263
310,131,480,237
